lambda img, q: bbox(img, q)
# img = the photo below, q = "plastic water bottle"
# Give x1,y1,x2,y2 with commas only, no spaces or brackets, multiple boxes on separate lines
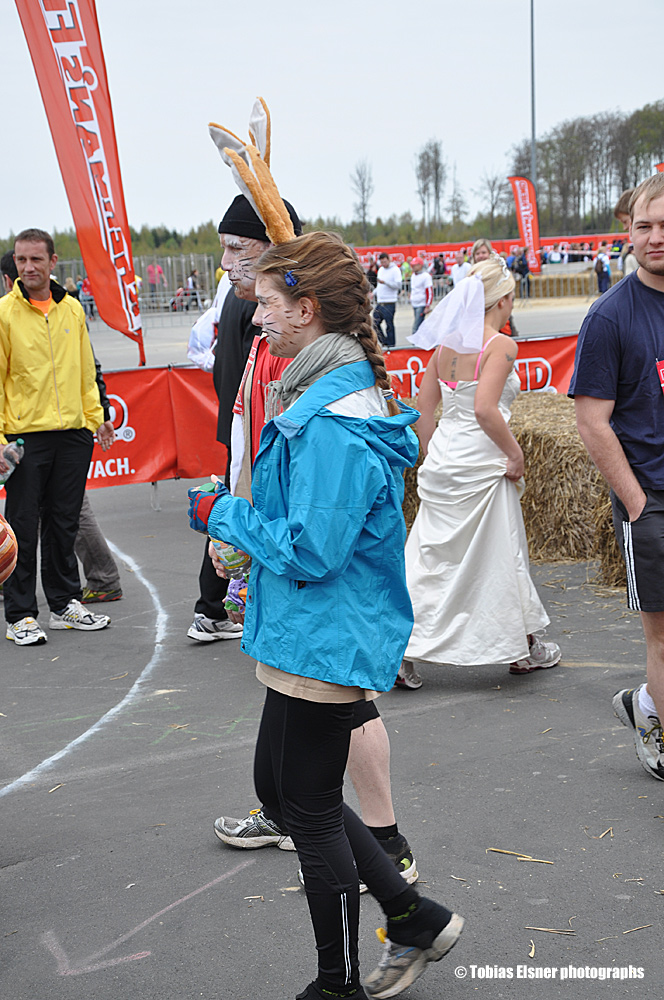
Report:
210,541,251,579
0,439,24,486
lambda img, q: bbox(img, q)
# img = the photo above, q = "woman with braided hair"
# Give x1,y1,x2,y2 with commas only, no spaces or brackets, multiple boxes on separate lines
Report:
188,230,463,999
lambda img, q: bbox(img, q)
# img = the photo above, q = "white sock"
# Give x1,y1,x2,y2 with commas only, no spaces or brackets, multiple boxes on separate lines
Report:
638,685,659,719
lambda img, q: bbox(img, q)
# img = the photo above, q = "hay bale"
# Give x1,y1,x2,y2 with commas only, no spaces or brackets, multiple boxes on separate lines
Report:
592,498,626,588
401,392,626,587
510,393,603,562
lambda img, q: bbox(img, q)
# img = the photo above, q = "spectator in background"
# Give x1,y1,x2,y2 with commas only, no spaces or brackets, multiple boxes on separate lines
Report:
186,268,202,311
365,254,378,289
595,242,611,295
80,276,95,319
433,254,447,277
409,256,433,334
623,243,638,276
450,249,470,286
614,188,635,231
470,238,492,263
373,251,401,348
516,247,531,298
64,276,80,298
401,255,413,282
548,243,562,264
147,260,167,306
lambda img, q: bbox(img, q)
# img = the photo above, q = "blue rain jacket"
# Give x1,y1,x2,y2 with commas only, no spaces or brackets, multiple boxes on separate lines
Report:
207,359,420,691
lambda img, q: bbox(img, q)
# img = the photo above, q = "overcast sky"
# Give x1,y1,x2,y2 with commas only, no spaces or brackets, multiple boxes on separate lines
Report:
1,0,662,239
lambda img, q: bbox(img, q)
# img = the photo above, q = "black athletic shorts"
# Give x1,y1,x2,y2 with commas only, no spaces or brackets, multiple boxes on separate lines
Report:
350,699,380,729
611,488,664,612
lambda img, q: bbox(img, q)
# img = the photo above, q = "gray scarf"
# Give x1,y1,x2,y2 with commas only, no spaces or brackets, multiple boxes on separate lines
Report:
264,331,366,421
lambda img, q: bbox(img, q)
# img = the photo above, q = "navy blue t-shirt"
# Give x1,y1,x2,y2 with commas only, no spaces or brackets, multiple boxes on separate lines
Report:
568,271,664,489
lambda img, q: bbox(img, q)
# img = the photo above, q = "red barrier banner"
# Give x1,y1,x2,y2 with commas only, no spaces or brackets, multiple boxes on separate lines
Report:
86,368,227,490
384,334,577,398
167,369,228,480
508,176,542,274
15,0,145,365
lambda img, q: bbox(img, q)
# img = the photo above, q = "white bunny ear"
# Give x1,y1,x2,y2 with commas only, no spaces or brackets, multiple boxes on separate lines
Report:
208,123,246,157
217,145,264,222
247,97,271,166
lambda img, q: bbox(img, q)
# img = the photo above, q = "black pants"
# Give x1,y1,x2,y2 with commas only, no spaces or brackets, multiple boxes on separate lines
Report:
254,689,409,991
193,538,230,620
373,302,396,348
3,429,93,623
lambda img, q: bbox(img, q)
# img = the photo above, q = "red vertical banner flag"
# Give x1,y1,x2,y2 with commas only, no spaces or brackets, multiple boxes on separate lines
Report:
507,176,542,274
15,0,145,365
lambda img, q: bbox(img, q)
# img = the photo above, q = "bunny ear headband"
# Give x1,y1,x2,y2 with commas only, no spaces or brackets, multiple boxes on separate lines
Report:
209,97,295,246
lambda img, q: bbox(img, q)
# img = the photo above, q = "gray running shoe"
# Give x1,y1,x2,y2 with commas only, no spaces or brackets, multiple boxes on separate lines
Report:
365,911,465,997
613,685,664,781
49,599,110,631
214,808,295,850
187,613,243,641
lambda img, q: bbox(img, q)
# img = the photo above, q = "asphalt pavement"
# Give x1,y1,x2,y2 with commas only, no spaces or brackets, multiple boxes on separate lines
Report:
2,478,663,1000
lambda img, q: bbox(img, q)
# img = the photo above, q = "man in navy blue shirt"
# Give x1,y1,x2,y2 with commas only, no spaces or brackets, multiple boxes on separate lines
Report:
570,173,664,782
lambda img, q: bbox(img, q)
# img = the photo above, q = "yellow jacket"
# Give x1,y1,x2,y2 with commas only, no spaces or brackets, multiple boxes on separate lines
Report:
0,280,102,444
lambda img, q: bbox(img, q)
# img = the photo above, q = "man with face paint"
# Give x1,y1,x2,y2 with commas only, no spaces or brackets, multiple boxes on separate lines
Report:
207,195,419,893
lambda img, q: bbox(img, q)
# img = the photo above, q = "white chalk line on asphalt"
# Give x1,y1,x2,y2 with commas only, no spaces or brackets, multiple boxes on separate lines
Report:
0,541,168,798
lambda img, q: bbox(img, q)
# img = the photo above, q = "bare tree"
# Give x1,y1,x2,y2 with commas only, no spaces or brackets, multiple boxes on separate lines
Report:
473,170,508,235
350,160,374,245
414,139,447,232
414,146,432,230
447,165,468,227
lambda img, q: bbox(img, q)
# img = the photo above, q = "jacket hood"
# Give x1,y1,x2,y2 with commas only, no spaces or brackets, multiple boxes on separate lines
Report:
274,359,420,469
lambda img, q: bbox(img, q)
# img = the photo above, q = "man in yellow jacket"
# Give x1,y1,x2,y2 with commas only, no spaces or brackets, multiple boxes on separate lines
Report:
0,228,111,645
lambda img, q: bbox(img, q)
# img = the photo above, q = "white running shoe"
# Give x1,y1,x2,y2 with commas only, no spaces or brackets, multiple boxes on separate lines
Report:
49,599,110,631
510,635,561,674
6,616,47,645
187,613,243,642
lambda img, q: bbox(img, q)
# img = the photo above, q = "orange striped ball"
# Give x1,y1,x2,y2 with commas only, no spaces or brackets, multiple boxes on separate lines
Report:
0,514,18,584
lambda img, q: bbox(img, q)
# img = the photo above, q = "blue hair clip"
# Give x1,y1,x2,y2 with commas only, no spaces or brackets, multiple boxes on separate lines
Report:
284,270,298,287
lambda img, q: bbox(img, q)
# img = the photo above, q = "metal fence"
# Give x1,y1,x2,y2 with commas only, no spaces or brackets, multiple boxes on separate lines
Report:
53,253,218,327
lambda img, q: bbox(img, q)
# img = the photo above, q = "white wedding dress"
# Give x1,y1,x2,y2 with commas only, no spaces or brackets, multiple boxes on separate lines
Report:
405,370,549,666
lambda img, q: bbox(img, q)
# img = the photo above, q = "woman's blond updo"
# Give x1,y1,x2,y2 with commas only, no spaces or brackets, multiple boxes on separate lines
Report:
255,231,399,414
468,255,515,311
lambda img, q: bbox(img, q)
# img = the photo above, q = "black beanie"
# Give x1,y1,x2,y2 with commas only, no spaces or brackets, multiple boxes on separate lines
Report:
217,194,302,241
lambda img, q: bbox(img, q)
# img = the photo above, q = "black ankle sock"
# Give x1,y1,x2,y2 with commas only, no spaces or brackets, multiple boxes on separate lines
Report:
386,896,453,949
309,977,363,998
368,823,398,841
382,885,419,919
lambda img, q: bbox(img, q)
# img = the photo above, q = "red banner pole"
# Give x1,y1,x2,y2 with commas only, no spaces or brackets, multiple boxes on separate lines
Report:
15,0,146,366
508,175,542,274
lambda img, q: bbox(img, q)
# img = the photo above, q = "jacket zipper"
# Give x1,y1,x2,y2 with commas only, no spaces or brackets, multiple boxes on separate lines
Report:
45,314,64,428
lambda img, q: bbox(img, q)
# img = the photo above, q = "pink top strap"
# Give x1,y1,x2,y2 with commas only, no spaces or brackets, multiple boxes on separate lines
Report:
473,333,502,380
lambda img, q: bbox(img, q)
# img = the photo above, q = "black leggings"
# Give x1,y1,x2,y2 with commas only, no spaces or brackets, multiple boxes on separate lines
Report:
254,688,411,991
